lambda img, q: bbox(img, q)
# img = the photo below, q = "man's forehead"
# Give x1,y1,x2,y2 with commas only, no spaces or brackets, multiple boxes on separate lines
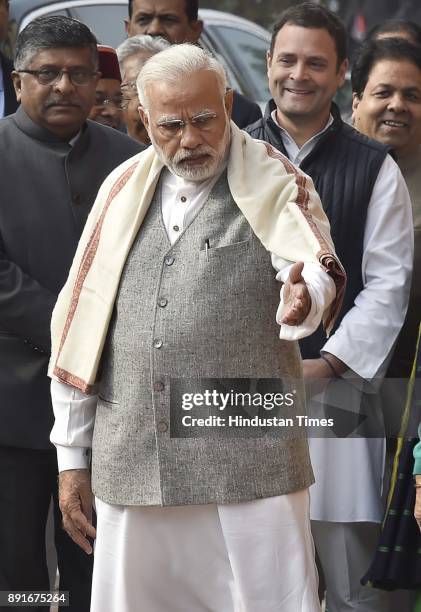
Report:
367,59,421,88
30,46,95,66
96,79,122,91
132,0,188,18
146,72,222,106
273,24,336,59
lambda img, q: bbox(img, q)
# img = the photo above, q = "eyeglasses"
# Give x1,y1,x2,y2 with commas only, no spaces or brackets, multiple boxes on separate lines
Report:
121,80,137,92
94,93,124,110
155,111,218,137
18,68,99,86
120,81,138,110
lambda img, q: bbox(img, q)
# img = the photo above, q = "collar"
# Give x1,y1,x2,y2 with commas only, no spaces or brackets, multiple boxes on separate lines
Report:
270,110,334,151
263,99,343,162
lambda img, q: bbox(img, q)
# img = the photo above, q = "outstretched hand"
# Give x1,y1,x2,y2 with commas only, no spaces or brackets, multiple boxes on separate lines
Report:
281,261,311,326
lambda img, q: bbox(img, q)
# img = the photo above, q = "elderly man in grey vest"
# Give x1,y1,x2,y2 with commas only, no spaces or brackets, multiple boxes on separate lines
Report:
49,43,345,612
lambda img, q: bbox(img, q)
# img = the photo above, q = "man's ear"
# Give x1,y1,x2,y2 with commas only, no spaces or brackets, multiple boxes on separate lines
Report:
224,88,234,119
266,50,272,76
124,19,131,36
337,58,349,87
11,71,22,102
351,92,363,125
188,19,203,43
138,105,149,130
352,92,361,114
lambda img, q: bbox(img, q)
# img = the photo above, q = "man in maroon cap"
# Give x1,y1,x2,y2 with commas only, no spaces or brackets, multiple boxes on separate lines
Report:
89,44,123,129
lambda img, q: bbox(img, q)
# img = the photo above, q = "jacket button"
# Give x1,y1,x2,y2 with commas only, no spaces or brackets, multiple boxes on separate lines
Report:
157,419,168,433
72,194,81,205
154,381,164,392
153,339,163,349
158,298,168,308
165,256,175,266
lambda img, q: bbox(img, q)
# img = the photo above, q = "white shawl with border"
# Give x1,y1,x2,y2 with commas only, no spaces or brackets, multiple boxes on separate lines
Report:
49,123,345,393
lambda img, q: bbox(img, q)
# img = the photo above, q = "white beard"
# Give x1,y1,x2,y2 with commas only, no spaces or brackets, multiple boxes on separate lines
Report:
149,121,231,183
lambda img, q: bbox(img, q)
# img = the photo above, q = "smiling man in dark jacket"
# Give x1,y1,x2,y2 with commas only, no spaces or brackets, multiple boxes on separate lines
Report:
246,4,413,611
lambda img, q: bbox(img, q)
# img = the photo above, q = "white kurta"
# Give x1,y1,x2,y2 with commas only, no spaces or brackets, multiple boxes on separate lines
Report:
91,491,320,612
51,165,336,611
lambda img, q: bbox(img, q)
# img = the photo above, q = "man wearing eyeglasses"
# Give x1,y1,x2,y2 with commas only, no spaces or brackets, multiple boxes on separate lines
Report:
0,15,141,612
89,45,123,130
117,35,170,143
49,43,345,612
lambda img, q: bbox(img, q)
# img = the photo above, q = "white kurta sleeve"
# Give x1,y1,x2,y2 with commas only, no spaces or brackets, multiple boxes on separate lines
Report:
322,155,413,379
50,379,97,472
272,257,336,341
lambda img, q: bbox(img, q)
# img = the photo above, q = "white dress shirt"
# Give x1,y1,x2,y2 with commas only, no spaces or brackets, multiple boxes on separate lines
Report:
51,163,336,471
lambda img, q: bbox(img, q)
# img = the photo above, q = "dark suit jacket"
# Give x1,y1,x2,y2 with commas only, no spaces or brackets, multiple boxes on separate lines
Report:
0,52,18,116
232,90,262,129
0,107,142,449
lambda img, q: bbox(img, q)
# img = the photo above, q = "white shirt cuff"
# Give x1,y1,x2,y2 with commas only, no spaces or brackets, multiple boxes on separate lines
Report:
50,379,96,472
56,446,91,472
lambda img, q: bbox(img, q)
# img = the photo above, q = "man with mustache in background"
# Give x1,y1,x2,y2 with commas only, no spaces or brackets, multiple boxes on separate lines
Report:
0,15,141,611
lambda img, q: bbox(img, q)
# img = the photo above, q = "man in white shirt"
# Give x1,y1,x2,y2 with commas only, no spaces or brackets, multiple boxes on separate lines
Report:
50,43,345,612
246,3,413,612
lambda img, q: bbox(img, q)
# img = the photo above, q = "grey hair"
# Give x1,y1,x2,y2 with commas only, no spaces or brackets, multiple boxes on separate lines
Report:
14,16,97,70
137,43,228,107
116,35,170,68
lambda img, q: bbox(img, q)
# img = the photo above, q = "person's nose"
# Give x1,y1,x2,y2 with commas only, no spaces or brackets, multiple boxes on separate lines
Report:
290,61,307,81
102,105,120,120
52,71,76,95
179,122,203,149
145,17,165,37
387,92,408,114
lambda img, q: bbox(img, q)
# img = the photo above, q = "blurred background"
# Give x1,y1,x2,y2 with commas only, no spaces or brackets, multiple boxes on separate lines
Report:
204,0,421,56
2,0,421,122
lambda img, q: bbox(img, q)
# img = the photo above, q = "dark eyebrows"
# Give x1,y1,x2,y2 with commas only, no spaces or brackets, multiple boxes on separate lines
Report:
136,10,180,20
275,52,296,60
371,82,421,93
274,52,328,64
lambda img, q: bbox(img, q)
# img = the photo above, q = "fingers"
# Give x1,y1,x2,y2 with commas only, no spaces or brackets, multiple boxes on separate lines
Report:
62,509,96,554
288,261,305,284
59,469,96,554
281,296,309,325
281,286,311,325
